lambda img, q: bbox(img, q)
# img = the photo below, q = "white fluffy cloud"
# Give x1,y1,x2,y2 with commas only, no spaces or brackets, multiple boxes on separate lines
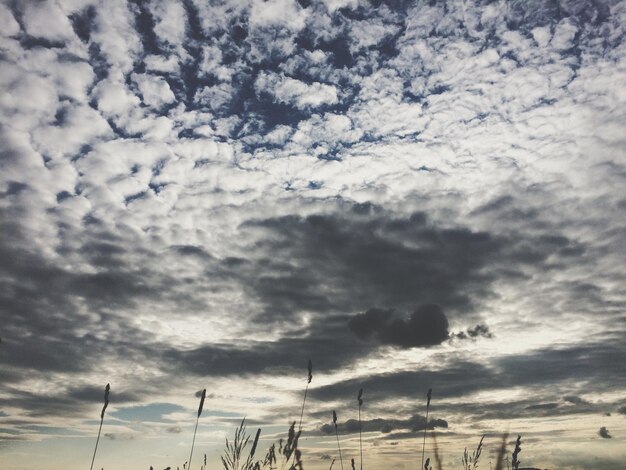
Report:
249,0,307,32
93,79,141,115
133,73,176,108
150,0,187,48
255,72,339,109
0,3,19,37
23,1,76,41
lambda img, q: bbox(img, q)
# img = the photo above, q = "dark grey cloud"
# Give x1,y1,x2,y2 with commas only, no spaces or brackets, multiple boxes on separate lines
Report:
234,204,598,329
161,313,370,377
348,304,449,348
563,395,591,406
435,396,605,422
525,403,559,411
238,208,505,321
0,386,140,419
0,192,618,439
318,415,448,436
310,339,626,418
309,362,493,404
451,323,493,341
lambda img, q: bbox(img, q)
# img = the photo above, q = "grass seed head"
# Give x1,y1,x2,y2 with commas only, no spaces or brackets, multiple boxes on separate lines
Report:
100,383,110,420
250,428,261,458
197,389,206,418
512,435,522,469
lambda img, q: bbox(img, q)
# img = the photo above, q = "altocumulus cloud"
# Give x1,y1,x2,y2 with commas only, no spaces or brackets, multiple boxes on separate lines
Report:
0,0,625,468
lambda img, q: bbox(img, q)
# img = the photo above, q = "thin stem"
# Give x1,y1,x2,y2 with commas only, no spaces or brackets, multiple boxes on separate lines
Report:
335,427,344,470
298,382,309,433
358,406,363,470
421,404,429,470
189,415,200,470
89,417,104,470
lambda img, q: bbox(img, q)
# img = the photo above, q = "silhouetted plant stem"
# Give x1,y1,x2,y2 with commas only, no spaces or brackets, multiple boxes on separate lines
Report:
189,389,206,470
431,431,443,470
89,419,103,470
298,360,313,433
89,383,110,470
494,433,509,470
357,388,363,470
333,410,344,470
189,418,200,470
421,388,432,470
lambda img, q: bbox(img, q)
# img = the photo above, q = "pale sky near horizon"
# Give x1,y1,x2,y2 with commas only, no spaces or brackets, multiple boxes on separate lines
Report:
1,0,625,469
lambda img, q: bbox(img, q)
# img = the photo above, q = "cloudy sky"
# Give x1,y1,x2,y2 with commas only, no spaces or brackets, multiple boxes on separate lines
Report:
1,0,625,468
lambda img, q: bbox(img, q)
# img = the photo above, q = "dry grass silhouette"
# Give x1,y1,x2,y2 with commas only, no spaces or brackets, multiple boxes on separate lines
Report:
86,364,539,470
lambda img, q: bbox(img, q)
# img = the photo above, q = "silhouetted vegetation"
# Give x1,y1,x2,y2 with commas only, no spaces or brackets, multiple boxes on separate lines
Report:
87,365,543,470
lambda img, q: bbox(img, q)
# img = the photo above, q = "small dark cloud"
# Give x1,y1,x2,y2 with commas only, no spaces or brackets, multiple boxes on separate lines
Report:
563,395,591,406
166,426,181,434
452,323,493,341
318,415,448,435
173,245,211,258
598,426,612,439
472,195,514,214
348,304,449,348
525,403,559,411
618,406,626,415
466,324,492,338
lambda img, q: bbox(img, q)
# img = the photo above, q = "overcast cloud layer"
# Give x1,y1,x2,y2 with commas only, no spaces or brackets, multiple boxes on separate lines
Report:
1,0,625,469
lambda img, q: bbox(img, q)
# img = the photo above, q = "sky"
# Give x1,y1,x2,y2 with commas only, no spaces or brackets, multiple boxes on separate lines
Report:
0,0,625,469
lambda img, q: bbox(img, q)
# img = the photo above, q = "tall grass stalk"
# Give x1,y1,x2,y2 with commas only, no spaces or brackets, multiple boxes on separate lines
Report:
494,433,509,470
421,388,432,470
89,383,110,470
189,389,206,470
357,388,363,470
332,410,344,470
298,360,313,434
431,432,442,470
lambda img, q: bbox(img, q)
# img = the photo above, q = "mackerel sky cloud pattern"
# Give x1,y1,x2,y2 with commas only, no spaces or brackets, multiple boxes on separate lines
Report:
1,0,625,469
